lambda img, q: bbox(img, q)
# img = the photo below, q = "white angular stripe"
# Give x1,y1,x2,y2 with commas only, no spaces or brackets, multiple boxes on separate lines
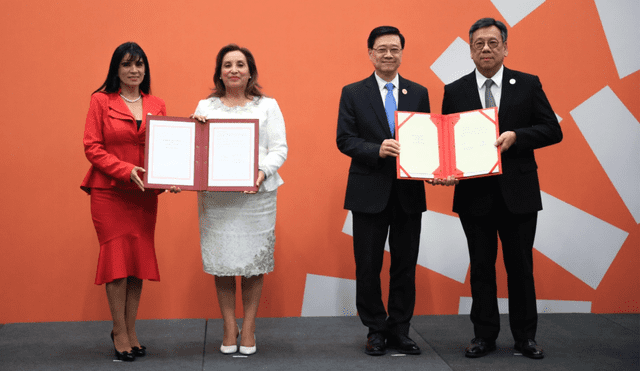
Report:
415,211,469,284
570,87,640,223
341,210,353,236
535,192,629,289
490,0,546,26
301,274,357,317
594,0,640,78
458,297,592,314
431,37,476,85
555,113,562,123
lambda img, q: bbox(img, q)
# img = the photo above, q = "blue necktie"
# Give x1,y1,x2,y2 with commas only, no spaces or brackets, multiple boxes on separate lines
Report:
384,82,396,136
484,79,496,108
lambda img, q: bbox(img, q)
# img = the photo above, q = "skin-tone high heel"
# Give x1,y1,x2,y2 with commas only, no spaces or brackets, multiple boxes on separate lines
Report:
111,331,135,362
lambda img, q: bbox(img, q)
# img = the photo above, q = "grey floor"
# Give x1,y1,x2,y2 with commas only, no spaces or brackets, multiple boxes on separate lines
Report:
0,314,637,370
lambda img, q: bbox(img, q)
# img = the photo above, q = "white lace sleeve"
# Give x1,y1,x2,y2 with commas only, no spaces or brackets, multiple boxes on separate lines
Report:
260,99,288,178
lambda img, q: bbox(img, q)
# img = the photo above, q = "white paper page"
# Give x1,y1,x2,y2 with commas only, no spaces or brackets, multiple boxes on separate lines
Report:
146,120,195,186
454,110,500,177
208,123,255,187
398,112,439,178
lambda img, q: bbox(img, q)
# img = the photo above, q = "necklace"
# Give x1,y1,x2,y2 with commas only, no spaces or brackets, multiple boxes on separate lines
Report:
120,94,142,103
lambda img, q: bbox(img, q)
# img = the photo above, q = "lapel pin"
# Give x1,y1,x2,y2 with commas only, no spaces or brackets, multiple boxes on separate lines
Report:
510,79,516,85
402,89,407,95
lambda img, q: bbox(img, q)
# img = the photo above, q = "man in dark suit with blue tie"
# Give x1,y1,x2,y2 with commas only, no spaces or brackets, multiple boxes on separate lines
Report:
442,18,563,359
336,26,431,356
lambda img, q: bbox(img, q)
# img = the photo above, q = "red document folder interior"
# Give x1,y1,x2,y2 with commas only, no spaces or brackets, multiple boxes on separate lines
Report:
144,116,259,192
396,107,502,180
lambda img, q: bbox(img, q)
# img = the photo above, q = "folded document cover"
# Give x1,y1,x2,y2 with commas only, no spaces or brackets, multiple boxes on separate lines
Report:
396,107,502,180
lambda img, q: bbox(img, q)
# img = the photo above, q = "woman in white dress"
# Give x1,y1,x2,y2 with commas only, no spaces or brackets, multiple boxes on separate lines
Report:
191,44,287,355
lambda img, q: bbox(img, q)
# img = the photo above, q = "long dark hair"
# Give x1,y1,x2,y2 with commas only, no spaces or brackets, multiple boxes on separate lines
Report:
209,44,262,99
93,42,151,94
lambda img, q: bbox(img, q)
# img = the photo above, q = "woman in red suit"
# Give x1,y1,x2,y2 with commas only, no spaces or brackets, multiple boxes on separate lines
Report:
81,42,168,362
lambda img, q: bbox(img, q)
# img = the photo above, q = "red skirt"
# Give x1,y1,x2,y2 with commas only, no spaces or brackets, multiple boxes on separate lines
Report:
90,188,160,285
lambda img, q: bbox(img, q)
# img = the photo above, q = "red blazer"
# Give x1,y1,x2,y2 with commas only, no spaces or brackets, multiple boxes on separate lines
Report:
81,91,166,194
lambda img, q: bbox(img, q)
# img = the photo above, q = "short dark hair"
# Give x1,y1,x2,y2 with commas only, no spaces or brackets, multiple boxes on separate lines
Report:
469,18,508,44
94,42,151,95
209,44,262,99
367,26,405,49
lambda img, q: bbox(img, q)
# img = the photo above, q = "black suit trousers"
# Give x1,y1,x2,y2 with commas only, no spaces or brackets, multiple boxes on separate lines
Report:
352,181,422,337
459,192,538,342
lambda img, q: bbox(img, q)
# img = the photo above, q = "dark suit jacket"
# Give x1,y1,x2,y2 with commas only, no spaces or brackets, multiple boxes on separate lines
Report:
442,67,562,215
337,73,430,214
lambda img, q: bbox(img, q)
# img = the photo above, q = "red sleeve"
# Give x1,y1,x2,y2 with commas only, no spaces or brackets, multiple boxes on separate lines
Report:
83,93,135,182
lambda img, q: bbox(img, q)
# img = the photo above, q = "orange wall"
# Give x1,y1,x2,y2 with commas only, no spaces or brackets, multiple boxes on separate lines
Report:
0,0,637,323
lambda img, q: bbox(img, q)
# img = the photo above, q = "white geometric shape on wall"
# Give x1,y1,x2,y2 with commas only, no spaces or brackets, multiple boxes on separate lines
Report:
431,37,475,85
341,210,353,236
555,113,562,123
415,211,469,283
490,0,546,27
343,210,469,283
570,86,640,223
458,297,592,314
534,192,629,290
301,274,357,317
594,0,640,79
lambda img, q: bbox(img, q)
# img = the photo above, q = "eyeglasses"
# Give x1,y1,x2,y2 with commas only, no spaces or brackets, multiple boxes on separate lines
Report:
472,39,501,50
372,48,402,56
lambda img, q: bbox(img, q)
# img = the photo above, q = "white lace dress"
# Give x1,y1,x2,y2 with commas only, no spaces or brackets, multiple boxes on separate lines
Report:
194,96,287,277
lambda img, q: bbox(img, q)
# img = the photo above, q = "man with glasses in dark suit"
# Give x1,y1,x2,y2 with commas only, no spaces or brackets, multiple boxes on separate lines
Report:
337,26,432,356
442,18,563,360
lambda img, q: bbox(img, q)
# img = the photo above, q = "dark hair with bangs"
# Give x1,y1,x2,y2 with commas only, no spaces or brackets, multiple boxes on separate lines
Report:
93,42,151,95
209,44,262,99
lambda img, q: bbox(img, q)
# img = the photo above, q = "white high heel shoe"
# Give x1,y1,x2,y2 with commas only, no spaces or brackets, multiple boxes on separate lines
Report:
220,325,240,354
239,334,256,355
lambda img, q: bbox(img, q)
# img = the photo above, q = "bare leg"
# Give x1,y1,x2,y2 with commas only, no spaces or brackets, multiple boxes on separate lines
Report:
125,276,143,348
215,276,239,346
240,274,264,347
105,278,131,353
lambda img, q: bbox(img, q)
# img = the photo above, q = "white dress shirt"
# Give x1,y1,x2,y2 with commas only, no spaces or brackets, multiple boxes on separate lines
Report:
475,65,504,109
374,72,400,108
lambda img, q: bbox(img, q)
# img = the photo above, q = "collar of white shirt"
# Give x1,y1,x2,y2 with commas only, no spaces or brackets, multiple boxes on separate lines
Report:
374,72,400,93
475,65,504,90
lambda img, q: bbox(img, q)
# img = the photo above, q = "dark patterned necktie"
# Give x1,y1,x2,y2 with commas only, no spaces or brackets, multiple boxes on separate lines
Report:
484,79,496,108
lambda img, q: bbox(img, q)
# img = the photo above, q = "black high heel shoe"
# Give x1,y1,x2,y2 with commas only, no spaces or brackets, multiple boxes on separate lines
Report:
132,345,146,357
111,331,135,362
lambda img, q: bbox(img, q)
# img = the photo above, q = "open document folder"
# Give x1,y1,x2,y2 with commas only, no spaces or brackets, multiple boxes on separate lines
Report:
396,107,502,180
143,116,259,192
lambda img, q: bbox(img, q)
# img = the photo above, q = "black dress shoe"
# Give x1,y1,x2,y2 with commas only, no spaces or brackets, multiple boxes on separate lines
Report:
365,333,386,356
111,331,135,362
132,345,146,357
465,338,496,358
387,334,421,355
514,339,544,359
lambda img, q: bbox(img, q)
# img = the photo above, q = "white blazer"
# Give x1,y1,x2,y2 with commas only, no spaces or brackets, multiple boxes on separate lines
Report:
194,96,288,192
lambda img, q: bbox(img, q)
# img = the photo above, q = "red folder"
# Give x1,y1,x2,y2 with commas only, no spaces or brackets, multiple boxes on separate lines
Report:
396,107,502,180
144,116,259,192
